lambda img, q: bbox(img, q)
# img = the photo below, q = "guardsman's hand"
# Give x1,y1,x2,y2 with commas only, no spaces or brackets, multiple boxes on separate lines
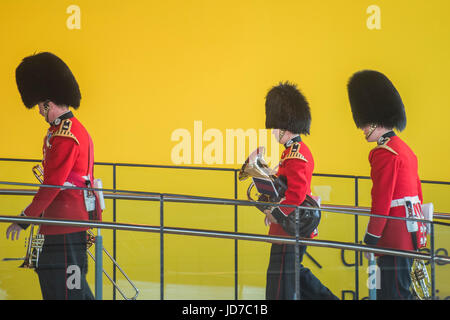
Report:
364,252,373,260
264,210,278,224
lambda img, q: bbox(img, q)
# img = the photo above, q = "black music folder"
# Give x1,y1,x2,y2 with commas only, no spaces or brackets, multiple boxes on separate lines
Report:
252,177,279,198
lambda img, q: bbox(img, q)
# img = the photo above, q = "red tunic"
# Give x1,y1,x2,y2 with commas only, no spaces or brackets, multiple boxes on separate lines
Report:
365,134,425,252
268,141,315,237
23,112,101,235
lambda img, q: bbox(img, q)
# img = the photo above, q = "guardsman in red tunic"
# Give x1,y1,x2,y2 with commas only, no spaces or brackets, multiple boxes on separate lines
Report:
268,138,317,238
264,82,338,300
347,70,426,300
6,52,101,300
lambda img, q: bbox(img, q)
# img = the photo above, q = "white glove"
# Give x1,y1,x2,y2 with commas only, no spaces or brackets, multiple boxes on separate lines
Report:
364,252,375,260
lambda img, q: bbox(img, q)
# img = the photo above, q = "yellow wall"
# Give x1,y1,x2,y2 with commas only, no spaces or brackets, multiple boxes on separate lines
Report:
0,0,449,300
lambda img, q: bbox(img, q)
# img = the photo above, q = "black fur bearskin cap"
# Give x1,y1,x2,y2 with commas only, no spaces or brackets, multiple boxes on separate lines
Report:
265,81,311,134
347,70,406,131
15,52,81,109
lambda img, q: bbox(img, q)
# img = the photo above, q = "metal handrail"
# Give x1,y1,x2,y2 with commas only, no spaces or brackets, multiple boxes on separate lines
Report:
1,214,449,264
1,183,449,224
1,157,450,184
2,156,450,184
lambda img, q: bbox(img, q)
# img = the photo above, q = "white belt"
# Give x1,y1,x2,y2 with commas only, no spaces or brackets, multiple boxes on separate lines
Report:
390,196,420,208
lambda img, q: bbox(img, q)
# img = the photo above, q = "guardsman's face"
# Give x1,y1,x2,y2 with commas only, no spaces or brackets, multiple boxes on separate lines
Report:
362,124,379,142
37,101,56,123
272,129,289,144
37,102,46,118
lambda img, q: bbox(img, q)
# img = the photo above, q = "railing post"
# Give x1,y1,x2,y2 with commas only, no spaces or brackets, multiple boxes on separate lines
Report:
160,194,164,300
354,176,359,300
294,206,301,300
368,253,377,300
95,228,103,300
112,163,117,300
430,222,436,299
234,170,238,300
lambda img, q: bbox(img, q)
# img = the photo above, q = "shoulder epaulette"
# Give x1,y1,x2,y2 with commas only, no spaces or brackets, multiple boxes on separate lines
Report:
284,142,308,162
373,137,398,155
52,119,79,145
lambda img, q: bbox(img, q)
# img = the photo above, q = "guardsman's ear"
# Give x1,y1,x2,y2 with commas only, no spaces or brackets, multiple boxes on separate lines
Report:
43,100,50,112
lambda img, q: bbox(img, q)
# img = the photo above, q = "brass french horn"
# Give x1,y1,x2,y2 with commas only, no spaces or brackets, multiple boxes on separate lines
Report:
238,146,282,202
239,147,321,238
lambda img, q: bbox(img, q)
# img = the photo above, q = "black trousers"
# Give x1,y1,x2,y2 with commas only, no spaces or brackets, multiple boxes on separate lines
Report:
266,243,339,300
376,255,414,300
35,231,94,300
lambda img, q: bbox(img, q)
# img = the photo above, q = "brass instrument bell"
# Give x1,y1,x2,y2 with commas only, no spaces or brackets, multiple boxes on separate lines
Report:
239,146,282,202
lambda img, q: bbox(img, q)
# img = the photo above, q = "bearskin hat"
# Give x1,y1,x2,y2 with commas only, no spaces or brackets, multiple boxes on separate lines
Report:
265,81,311,134
15,52,81,109
347,70,406,131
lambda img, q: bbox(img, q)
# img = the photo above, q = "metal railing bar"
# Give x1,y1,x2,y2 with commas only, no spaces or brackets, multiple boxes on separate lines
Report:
0,158,41,163
421,179,450,185
1,185,449,226
0,182,310,209
0,186,390,212
313,173,369,180
2,157,450,185
0,158,236,172
320,203,450,222
313,172,450,185
96,162,238,172
0,215,448,264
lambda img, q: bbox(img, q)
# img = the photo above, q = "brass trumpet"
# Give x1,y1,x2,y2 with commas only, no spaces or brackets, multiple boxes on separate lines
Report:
22,164,140,300
18,165,47,269
20,224,44,269
410,259,431,300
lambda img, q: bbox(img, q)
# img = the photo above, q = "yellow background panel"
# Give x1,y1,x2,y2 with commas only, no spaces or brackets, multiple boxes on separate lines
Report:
0,0,449,300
